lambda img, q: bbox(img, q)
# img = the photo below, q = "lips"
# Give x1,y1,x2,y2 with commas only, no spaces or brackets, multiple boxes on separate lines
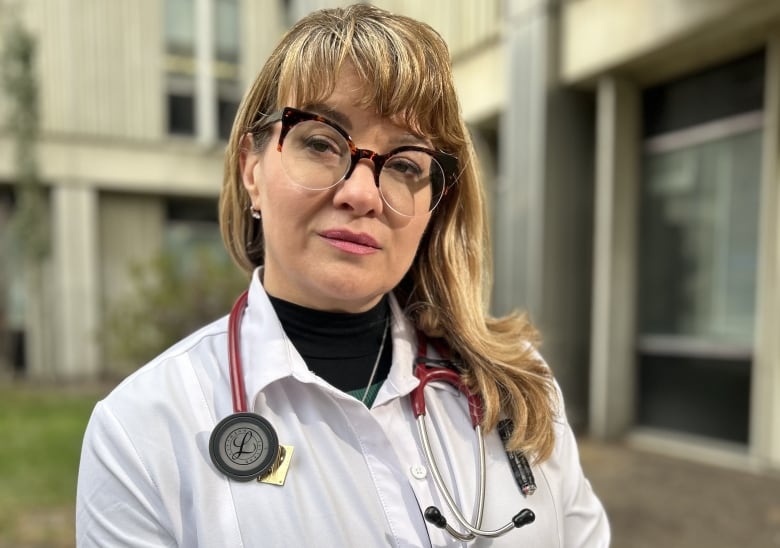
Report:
319,229,381,255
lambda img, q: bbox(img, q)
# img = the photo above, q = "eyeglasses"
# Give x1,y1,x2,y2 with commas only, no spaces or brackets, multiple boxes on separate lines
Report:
253,107,458,217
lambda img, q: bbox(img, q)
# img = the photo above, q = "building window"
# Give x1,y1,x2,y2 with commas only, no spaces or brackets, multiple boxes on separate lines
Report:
636,51,764,444
215,0,240,140
215,0,239,63
165,197,225,274
164,0,240,140
167,90,196,136
165,0,196,56
217,95,239,140
165,0,196,136
0,186,33,375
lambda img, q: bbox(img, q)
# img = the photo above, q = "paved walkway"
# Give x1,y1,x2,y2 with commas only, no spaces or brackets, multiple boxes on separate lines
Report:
578,438,780,547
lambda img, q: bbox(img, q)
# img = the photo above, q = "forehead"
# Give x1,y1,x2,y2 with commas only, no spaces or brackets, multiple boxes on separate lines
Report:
278,62,427,138
282,65,361,112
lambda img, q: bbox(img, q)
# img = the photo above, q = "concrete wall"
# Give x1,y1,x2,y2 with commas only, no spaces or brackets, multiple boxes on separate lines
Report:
752,32,780,470
99,193,166,375
562,0,780,86
18,0,164,140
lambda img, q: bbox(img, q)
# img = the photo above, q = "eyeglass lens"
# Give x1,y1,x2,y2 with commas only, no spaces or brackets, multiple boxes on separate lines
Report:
280,120,446,217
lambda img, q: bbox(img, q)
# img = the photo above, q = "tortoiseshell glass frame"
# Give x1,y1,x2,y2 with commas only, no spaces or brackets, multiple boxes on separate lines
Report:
253,107,459,213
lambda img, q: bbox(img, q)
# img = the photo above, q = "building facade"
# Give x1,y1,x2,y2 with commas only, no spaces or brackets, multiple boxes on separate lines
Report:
558,0,780,475
1,0,778,473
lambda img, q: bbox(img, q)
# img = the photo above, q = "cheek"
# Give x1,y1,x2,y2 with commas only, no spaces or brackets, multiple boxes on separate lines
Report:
254,161,295,215
394,217,431,261
258,176,329,240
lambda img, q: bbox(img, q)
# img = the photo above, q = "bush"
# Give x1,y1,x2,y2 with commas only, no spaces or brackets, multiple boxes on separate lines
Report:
103,246,248,374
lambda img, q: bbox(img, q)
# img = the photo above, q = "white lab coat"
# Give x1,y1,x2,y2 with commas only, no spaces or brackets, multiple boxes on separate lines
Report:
76,270,609,547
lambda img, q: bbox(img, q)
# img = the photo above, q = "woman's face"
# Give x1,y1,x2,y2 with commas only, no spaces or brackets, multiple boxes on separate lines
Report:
241,66,433,312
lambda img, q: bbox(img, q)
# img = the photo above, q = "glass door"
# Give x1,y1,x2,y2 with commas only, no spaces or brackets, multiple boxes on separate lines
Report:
636,52,764,443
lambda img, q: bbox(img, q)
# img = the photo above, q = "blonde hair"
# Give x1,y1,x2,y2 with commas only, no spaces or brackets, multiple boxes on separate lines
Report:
219,4,557,461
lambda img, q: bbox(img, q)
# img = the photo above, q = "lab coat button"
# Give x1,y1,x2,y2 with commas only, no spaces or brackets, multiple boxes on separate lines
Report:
410,464,427,479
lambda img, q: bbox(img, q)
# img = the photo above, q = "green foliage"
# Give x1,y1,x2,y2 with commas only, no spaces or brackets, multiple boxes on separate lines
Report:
104,246,248,372
1,12,49,264
0,384,105,546
1,14,38,139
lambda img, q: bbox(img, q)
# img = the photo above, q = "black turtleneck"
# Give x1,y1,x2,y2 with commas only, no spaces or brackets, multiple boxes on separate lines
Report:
267,294,392,406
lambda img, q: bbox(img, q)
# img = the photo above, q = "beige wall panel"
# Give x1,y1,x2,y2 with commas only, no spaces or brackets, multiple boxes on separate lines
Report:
374,0,501,58
28,0,163,140
99,192,165,301
453,43,506,123
0,134,223,195
239,0,286,91
562,0,780,85
99,192,165,373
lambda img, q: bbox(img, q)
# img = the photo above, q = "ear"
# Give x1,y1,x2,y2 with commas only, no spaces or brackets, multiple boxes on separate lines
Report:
240,133,262,203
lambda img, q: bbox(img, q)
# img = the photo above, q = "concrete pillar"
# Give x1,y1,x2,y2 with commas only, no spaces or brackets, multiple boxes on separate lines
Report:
52,184,99,378
195,0,216,144
589,75,640,439
494,0,548,320
495,0,595,426
19,192,54,380
21,260,53,379
751,32,780,469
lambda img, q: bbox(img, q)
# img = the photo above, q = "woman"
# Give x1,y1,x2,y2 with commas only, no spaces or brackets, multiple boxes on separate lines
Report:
77,4,609,547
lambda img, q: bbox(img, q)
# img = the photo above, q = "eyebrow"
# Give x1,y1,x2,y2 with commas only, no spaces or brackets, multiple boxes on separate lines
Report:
304,103,353,131
303,103,430,148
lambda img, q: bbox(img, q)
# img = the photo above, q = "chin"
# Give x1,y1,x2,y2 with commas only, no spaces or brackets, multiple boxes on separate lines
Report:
313,281,390,312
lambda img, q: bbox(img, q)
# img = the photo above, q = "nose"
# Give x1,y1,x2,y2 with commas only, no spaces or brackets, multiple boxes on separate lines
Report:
333,158,384,215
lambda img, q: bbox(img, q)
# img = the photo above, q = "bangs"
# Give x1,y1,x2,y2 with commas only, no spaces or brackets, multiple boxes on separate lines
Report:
274,14,462,153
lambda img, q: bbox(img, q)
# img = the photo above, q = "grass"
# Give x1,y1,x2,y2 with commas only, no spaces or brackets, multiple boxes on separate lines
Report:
0,382,109,547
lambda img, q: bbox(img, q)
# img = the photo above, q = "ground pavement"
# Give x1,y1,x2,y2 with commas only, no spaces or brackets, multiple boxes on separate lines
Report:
578,438,780,547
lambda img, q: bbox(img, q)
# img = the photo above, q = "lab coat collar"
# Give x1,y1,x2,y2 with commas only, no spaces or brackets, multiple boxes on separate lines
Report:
241,268,421,409
373,293,421,406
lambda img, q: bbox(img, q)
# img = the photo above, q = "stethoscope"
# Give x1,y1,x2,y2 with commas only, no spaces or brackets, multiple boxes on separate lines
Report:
413,335,536,540
209,291,536,542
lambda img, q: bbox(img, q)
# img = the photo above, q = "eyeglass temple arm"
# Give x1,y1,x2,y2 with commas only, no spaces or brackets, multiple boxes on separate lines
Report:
251,110,284,133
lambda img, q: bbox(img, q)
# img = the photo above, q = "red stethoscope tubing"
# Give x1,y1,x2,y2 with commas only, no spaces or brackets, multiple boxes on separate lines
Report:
228,290,482,419
228,291,249,413
411,336,483,427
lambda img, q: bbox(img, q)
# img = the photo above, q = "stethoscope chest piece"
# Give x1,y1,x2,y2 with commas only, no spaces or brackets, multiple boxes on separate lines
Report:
209,412,280,482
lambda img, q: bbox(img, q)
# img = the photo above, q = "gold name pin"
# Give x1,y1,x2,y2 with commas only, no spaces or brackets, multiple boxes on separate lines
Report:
258,444,294,486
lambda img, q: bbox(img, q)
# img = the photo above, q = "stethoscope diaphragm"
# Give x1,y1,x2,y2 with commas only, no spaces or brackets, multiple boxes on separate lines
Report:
209,412,280,481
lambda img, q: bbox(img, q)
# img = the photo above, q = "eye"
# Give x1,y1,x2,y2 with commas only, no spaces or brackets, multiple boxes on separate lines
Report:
302,135,341,155
385,155,424,178
290,120,348,158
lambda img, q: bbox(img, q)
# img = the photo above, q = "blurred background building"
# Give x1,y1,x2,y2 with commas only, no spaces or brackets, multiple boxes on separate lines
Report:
0,0,778,476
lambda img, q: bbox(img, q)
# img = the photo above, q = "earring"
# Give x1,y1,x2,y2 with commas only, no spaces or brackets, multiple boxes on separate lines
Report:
249,205,261,220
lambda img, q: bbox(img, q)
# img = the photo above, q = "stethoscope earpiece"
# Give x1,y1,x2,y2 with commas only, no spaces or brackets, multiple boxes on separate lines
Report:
209,412,280,481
